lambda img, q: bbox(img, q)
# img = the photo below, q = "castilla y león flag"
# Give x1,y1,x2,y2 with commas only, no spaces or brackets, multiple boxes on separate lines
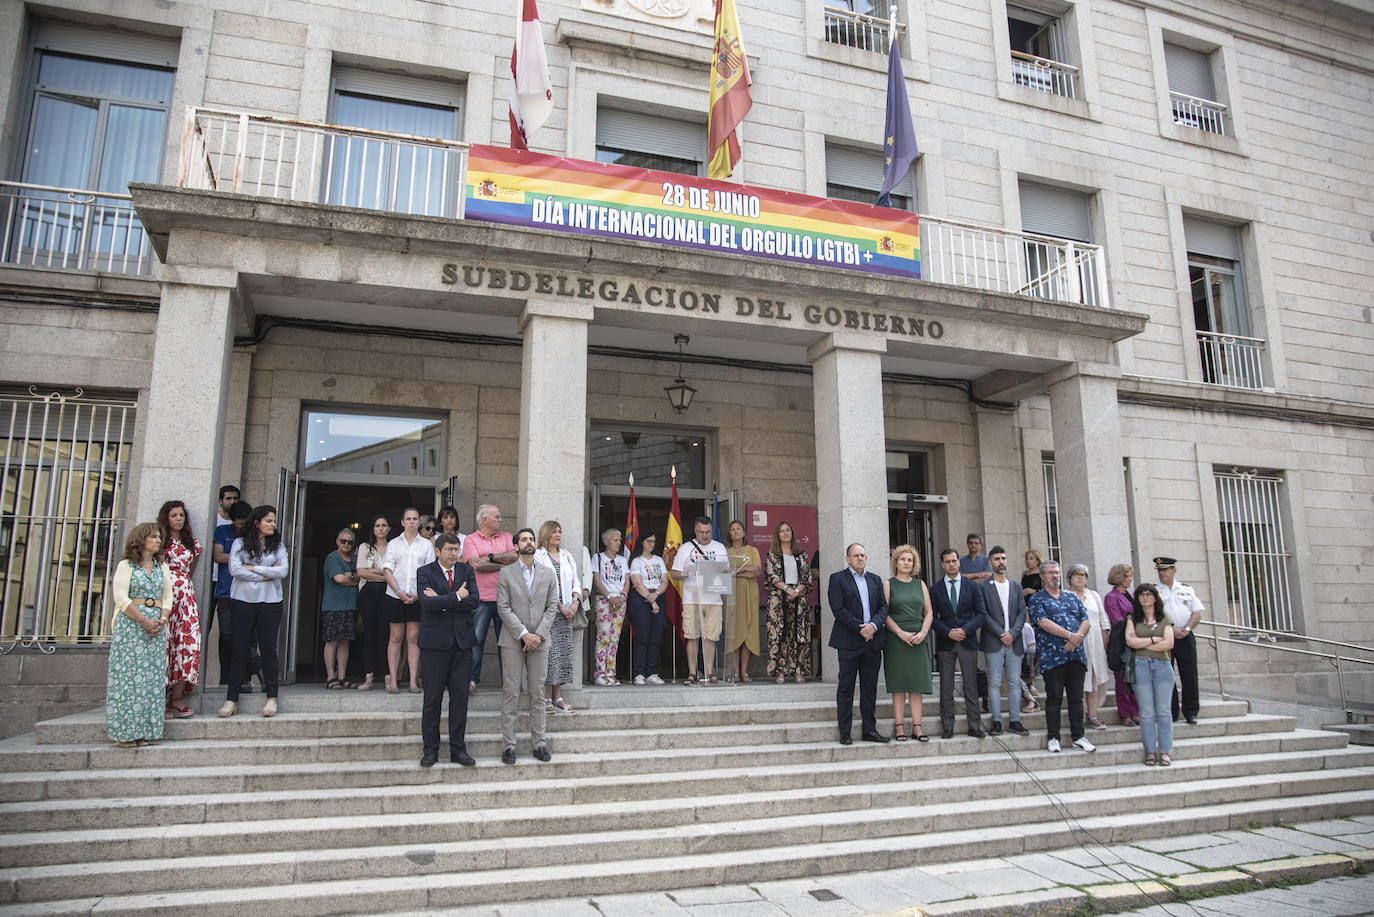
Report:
508,0,553,150
706,0,753,180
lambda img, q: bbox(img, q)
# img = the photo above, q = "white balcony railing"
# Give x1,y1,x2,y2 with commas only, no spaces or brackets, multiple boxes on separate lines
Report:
1197,330,1266,389
0,182,154,276
921,216,1109,308
175,108,1111,310
1170,91,1229,135
1011,51,1078,99
178,107,469,219
823,6,899,53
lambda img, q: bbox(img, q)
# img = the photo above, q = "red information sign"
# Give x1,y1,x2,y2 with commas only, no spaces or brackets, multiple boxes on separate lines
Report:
744,503,819,607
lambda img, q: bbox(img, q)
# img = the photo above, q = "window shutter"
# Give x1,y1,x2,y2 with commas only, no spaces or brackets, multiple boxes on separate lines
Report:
333,68,464,109
596,108,705,162
1184,216,1241,261
825,144,914,200
1164,42,1215,100
1019,181,1092,242
32,20,179,67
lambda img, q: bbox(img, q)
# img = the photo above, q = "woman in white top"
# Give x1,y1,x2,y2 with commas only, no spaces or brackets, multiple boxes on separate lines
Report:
437,506,465,554
592,528,629,686
353,514,391,691
1066,563,1112,729
219,505,290,718
628,533,671,686
535,519,582,713
382,507,435,695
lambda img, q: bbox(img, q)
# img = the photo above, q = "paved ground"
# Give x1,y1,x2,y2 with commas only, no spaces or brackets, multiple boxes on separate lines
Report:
406,816,1374,916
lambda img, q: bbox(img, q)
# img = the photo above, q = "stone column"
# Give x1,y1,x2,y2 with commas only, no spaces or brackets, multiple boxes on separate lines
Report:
1046,364,1131,584
516,299,594,689
972,404,1022,552
808,332,889,683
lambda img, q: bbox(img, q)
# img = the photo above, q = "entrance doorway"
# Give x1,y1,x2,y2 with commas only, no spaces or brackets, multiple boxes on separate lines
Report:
594,492,707,682
889,500,940,586
293,481,436,682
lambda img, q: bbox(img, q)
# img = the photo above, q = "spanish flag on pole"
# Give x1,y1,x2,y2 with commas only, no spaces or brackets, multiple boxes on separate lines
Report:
663,465,685,640
707,0,753,180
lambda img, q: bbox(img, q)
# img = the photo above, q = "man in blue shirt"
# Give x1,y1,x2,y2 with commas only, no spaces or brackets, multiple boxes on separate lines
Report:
959,533,993,583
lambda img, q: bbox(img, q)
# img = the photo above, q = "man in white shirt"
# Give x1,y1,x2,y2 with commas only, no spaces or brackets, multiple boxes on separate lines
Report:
1153,556,1205,725
978,546,1030,736
671,516,728,685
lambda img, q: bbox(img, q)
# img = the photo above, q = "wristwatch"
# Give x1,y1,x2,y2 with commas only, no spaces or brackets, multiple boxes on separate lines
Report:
487,553,494,564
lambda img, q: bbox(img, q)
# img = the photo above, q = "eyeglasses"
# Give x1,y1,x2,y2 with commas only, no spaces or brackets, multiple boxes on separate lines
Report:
338,538,355,545
421,526,434,532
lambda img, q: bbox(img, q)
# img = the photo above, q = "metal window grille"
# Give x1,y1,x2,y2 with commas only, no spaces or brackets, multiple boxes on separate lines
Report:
0,388,135,652
1042,454,1060,564
1215,468,1293,631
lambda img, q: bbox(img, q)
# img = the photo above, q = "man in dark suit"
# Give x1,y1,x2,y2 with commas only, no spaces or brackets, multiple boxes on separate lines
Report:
827,543,889,745
417,533,481,768
979,546,1030,736
931,547,987,738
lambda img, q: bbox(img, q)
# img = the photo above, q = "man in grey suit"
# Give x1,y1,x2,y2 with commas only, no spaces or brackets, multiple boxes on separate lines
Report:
496,526,559,764
980,546,1029,736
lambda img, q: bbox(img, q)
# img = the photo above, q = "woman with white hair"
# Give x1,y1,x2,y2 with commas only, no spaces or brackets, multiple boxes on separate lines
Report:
1066,563,1111,729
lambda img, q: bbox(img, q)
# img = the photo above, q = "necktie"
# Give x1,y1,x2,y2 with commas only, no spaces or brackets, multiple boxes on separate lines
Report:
949,579,958,608
446,568,453,590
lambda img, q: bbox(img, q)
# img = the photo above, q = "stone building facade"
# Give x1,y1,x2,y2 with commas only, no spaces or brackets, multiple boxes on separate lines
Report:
0,0,1369,697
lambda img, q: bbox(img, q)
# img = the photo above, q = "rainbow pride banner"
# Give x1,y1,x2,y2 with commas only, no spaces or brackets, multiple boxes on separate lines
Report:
463,144,920,280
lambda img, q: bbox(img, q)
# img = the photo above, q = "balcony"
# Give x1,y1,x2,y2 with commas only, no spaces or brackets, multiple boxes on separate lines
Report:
1011,51,1078,99
823,6,897,53
1,182,154,276
172,108,1110,310
1170,91,1229,135
1197,330,1266,390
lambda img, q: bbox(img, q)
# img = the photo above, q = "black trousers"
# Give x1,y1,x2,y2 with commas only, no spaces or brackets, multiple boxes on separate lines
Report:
357,582,389,679
1171,631,1199,720
836,643,882,736
937,643,982,731
226,601,281,702
210,596,260,685
420,645,474,757
1043,660,1086,742
627,593,665,678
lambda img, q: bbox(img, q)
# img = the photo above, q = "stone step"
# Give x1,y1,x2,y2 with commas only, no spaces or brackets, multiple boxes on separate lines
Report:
0,707,1293,773
2,786,1371,916
1,736,1366,863
1,724,1350,804
23,694,1252,746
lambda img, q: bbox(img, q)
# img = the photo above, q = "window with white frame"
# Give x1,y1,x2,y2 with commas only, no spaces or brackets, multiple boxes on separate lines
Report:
325,68,464,218
1018,180,1099,304
823,0,896,53
825,143,915,211
1185,216,1263,389
1006,4,1076,98
8,23,176,274
1164,41,1227,135
595,106,706,178
1214,467,1293,631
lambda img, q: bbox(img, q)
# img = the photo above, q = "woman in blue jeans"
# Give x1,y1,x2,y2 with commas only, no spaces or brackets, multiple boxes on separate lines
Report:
1125,582,1175,766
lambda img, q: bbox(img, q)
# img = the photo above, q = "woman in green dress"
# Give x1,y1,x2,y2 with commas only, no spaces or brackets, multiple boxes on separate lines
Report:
106,522,173,747
884,544,934,742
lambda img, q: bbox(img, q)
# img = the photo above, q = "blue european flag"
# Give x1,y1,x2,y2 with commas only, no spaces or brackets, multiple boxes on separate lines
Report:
877,31,919,208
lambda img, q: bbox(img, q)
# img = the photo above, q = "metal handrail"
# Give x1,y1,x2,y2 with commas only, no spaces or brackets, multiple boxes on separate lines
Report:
1009,50,1079,74
1193,620,1374,722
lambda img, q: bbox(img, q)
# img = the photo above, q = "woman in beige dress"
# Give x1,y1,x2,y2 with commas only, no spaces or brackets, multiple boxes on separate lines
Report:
1067,563,1112,729
725,520,761,683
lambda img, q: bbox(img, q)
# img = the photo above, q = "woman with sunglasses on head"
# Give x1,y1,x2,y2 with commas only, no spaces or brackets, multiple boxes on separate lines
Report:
106,523,173,746
322,528,359,689
1125,582,1175,766
220,505,289,718
353,514,391,691
157,500,201,719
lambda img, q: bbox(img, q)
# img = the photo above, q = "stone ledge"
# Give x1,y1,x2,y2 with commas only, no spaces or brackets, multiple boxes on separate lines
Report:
915,888,1087,916
1238,852,1357,884
1164,868,1257,897
1118,374,1374,430
1084,879,1176,910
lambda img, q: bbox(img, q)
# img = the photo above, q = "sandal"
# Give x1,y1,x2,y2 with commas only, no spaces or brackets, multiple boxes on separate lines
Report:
685,674,698,686
1144,752,1157,766
913,726,930,743
553,698,574,714
545,700,556,713
775,674,785,684
1086,716,1106,729
340,679,355,689
794,674,805,684
1158,753,1172,767
741,674,753,683
115,740,138,748
168,704,194,718
326,679,343,690
894,724,910,742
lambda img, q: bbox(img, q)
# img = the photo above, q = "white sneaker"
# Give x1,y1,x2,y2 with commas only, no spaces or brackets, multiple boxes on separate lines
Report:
594,675,611,687
646,674,665,685
633,675,646,685
1072,737,1097,752
1047,738,1062,753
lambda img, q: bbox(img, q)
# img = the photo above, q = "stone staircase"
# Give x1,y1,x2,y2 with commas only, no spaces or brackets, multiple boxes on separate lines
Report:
1,683,1372,915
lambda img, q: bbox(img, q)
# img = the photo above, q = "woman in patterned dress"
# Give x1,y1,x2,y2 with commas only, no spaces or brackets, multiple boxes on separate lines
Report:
106,522,173,746
535,520,582,713
592,528,628,686
158,500,201,718
764,521,812,683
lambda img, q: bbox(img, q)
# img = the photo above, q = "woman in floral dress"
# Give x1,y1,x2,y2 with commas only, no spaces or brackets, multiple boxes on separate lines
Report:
106,522,173,746
158,500,201,717
764,521,812,683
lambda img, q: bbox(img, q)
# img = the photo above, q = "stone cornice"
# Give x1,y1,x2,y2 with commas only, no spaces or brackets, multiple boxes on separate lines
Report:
1118,374,1374,430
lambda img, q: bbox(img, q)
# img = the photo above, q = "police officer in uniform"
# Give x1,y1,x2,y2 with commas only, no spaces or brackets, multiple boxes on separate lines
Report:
1153,556,1205,725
